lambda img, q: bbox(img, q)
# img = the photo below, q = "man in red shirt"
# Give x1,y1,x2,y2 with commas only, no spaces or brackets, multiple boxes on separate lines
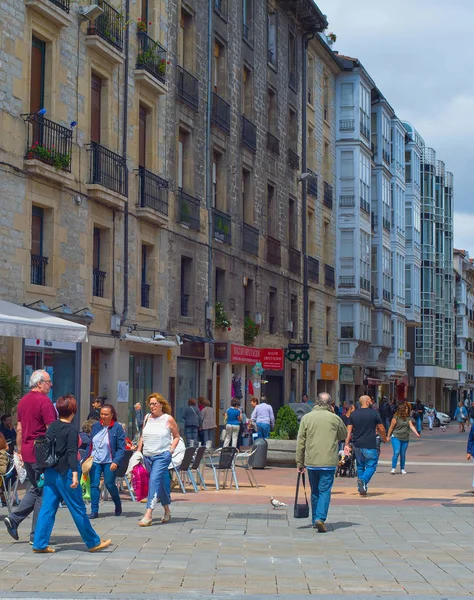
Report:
4,369,56,543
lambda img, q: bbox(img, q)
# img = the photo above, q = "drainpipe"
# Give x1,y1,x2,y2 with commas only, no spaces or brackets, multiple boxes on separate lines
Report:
205,0,213,339
121,0,130,325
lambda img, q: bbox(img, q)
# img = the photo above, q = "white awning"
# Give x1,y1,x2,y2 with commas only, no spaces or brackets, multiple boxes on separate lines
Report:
122,333,176,347
0,300,88,343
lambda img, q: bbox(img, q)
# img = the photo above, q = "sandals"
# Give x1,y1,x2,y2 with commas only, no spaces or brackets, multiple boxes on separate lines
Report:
89,539,112,553
161,512,171,524
32,547,55,553
138,517,153,527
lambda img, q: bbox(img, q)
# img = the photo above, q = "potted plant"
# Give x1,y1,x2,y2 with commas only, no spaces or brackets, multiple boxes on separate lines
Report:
244,315,259,346
137,18,148,32
326,32,337,46
215,301,231,331
0,363,23,416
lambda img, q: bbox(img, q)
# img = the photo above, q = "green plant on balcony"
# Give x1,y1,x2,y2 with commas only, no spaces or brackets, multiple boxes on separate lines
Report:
26,142,70,171
136,18,148,32
179,197,191,225
244,315,260,346
215,301,231,331
215,216,229,236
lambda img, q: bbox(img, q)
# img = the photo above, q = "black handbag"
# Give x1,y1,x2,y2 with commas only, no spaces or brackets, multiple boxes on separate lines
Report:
294,472,309,519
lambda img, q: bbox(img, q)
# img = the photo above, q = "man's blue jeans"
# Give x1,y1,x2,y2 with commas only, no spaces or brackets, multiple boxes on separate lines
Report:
307,469,335,523
144,451,172,509
185,426,199,445
257,422,270,439
90,462,121,514
354,447,379,486
33,468,100,550
391,437,409,470
416,416,422,433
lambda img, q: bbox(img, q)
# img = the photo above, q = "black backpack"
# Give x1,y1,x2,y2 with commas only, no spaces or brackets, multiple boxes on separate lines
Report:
34,433,60,469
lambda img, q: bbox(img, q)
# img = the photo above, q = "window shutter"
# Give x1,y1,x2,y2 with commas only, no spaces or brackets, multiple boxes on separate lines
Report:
139,105,147,168
30,37,45,114
93,227,101,269
31,207,43,256
178,138,184,189
214,41,220,59
90,74,102,144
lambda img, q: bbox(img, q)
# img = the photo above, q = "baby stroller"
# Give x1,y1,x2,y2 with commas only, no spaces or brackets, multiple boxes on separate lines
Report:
336,447,356,478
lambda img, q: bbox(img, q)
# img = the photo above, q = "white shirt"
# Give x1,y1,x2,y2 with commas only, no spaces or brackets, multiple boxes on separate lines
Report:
142,414,172,457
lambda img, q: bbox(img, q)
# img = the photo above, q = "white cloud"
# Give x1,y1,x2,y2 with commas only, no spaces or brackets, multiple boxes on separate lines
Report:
454,212,474,253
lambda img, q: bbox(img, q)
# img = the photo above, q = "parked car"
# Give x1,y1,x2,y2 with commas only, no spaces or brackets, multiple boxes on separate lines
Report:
422,406,450,428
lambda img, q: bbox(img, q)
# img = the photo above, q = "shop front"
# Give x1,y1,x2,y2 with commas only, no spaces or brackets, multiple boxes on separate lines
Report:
317,363,339,399
176,341,207,434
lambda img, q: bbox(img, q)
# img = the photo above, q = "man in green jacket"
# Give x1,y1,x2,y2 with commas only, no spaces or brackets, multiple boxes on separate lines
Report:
296,392,347,533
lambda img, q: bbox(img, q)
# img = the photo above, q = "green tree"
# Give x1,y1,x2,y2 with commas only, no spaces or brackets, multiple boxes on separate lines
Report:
0,363,23,416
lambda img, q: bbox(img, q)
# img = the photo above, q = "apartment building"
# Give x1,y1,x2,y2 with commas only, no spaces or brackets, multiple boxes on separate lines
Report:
453,249,474,406
0,0,338,430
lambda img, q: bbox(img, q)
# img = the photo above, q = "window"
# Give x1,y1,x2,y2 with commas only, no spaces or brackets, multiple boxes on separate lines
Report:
307,124,315,169
359,151,370,209
288,30,296,87
340,150,354,180
178,9,194,73
339,229,354,276
325,307,331,346
267,183,275,237
31,206,47,286
215,267,225,304
307,54,314,105
180,256,193,317
213,150,226,210
212,39,226,97
290,294,297,338
267,8,277,67
267,88,278,135
242,168,253,224
360,230,370,288
323,140,330,181
138,104,148,169
244,278,254,318
242,0,252,41
178,128,191,191
140,0,147,22
359,84,370,141
92,227,107,298
309,301,315,343
242,65,253,117
323,73,329,121
288,198,296,248
307,209,315,256
31,36,46,113
289,107,297,152
340,82,354,123
360,305,370,341
269,287,277,333
340,304,354,338
323,220,330,264
90,73,102,144
141,245,151,308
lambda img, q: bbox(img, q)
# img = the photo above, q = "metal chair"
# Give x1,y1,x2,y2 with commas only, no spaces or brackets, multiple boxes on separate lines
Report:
190,445,207,490
171,447,199,494
0,455,19,513
204,447,239,490
235,446,259,487
101,449,136,502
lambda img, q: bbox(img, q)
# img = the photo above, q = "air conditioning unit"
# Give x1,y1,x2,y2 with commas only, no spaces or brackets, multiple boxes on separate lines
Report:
287,320,294,333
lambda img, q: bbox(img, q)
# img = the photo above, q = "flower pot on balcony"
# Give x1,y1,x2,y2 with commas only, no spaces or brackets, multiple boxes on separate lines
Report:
26,151,35,160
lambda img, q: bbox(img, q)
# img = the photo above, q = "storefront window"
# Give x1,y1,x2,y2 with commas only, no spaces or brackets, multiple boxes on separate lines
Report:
24,345,77,405
128,354,154,437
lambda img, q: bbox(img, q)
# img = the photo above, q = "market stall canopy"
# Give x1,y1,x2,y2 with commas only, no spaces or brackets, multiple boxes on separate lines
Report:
0,300,88,343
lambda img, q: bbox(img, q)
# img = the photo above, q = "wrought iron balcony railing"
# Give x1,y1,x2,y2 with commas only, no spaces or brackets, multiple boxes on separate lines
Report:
177,189,200,231
324,265,335,288
323,182,333,209
87,0,124,51
212,207,231,244
177,66,198,111
360,277,370,292
339,119,354,131
308,256,319,283
266,236,281,267
87,141,127,196
23,113,72,172
141,282,150,308
288,148,299,169
339,195,355,207
49,0,70,12
360,122,370,141
31,254,48,286
211,93,230,134
339,275,355,288
136,31,167,83
360,197,370,214
266,132,280,155
242,223,259,256
241,115,257,153
307,169,318,197
93,267,106,298
137,167,168,216
180,293,190,317
383,217,391,232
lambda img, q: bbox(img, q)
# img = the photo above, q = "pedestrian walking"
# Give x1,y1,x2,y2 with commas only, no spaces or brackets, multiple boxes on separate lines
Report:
134,402,144,431
250,397,275,439
137,394,180,526
199,398,216,448
32,394,111,553
87,397,103,421
466,424,474,492
296,393,347,532
387,401,420,474
182,398,201,446
344,395,387,496
454,401,468,433
425,403,436,431
223,399,242,447
379,398,391,432
86,404,125,519
413,399,425,434
3,370,56,544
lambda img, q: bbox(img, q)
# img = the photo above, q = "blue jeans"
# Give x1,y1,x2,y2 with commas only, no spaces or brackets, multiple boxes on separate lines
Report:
307,469,335,523
185,426,199,445
90,462,121,514
33,468,100,550
202,428,215,444
416,416,422,433
391,437,409,470
257,422,270,439
354,447,379,486
144,451,172,509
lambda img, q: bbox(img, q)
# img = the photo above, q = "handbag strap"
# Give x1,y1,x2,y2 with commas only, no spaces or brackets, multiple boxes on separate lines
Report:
295,471,309,506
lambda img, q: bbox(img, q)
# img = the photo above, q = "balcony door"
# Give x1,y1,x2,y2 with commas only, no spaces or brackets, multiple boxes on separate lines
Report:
90,73,102,144
30,37,45,114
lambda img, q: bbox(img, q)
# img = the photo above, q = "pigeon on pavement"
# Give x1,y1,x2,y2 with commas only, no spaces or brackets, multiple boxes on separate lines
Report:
270,497,288,509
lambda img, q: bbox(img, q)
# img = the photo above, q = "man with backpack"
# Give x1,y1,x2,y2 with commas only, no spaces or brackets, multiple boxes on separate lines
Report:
4,370,56,544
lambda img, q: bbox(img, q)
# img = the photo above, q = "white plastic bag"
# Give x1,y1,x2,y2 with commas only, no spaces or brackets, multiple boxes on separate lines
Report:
13,453,27,484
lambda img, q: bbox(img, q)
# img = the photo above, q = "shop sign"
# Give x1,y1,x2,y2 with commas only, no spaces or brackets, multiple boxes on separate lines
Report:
339,366,354,383
212,342,229,361
180,340,206,359
319,363,339,381
261,349,284,371
230,344,261,364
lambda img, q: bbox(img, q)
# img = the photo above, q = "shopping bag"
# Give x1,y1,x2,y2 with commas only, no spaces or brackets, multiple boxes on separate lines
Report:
131,463,150,502
80,473,91,500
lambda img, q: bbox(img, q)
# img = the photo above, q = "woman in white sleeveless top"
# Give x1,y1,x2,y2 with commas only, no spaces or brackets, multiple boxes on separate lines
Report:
137,394,180,526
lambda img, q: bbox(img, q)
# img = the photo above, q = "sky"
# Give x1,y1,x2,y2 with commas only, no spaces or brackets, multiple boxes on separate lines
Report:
322,0,474,253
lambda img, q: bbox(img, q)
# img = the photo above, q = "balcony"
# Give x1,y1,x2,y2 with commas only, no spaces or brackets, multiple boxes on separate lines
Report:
141,282,150,309
87,142,127,208
241,115,257,153
242,223,259,256
307,169,318,197
360,122,370,141
213,207,232,244
360,277,370,292
266,236,281,267
371,212,377,230
243,23,250,41
180,294,190,317
383,289,391,302
211,93,230,134
339,119,354,131
177,189,200,231
288,148,299,169
288,247,301,276
267,132,280,155
383,217,391,232
382,148,390,164
25,0,72,27
23,113,73,185
31,254,48,286
339,276,355,288
339,195,355,207
177,66,199,111
136,167,169,226
359,197,370,214
86,1,124,63
308,256,319,282
323,182,333,209
135,32,167,93
93,267,106,298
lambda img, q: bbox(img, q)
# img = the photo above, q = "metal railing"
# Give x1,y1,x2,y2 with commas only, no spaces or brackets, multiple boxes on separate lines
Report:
371,212,377,229
288,148,299,169
141,282,150,308
93,267,106,298
360,122,370,140
382,217,391,232
339,195,355,207
383,289,391,302
266,236,281,266
88,141,127,196
212,207,231,244
242,223,259,256
339,119,354,131
307,169,318,197
137,167,168,216
243,23,249,40
360,277,370,292
180,294,189,317
23,113,72,172
288,247,301,276
308,256,319,282
177,189,200,231
382,148,390,163
267,131,280,155
87,0,124,51
360,197,370,214
177,66,199,111
323,182,333,209
211,93,230,133
49,0,70,12
241,115,257,153
339,275,355,288
31,254,48,286
136,31,167,83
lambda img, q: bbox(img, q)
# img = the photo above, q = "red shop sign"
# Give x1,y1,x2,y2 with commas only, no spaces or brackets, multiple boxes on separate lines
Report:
261,349,284,371
230,344,261,364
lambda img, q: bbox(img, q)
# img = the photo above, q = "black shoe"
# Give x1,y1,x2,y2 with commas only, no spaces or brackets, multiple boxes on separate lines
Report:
4,517,19,541
357,478,367,496
115,506,122,517
89,512,99,519
313,520,327,533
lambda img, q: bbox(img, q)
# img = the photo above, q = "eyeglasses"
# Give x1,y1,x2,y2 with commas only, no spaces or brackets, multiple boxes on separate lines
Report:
149,402,159,407
42,380,52,386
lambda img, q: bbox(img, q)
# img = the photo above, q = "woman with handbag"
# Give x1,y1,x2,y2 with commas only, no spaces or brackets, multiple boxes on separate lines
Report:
137,393,180,527
455,401,468,433
87,404,125,519
32,395,111,553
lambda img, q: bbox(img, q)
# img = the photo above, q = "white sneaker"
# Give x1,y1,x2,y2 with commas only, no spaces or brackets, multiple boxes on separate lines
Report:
401,469,407,475
390,468,396,474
